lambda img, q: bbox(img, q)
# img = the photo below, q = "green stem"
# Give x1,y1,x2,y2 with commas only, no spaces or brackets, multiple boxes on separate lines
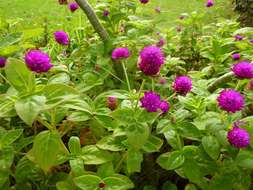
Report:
151,77,155,91
121,62,131,91
0,72,10,84
37,117,54,131
135,79,146,111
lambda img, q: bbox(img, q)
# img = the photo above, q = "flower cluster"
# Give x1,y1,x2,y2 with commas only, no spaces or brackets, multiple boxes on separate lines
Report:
111,48,130,61
206,0,214,7
69,2,79,12
232,61,253,79
227,126,250,148
173,76,192,96
231,53,240,60
54,30,69,46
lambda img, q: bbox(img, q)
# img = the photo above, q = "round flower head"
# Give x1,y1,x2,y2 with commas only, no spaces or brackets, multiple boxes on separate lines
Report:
107,96,118,111
25,50,53,73
232,61,253,79
160,100,170,114
206,0,214,7
139,45,165,76
58,0,68,5
140,0,149,4
69,2,79,12
140,91,161,112
156,38,165,47
111,48,130,61
0,57,6,68
173,76,192,96
155,7,161,13
235,35,244,41
227,127,250,148
103,10,110,17
54,30,69,46
231,53,240,60
217,89,244,113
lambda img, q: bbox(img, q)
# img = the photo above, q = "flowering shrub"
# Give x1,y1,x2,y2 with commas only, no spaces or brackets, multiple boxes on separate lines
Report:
0,0,253,190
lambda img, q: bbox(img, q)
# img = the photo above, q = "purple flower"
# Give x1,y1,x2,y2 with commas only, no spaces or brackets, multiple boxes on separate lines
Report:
206,0,214,7
156,38,166,47
54,30,69,46
138,45,165,76
217,89,244,113
250,80,253,90
235,35,244,41
0,57,6,68
227,127,250,148
24,50,53,73
140,0,149,4
250,39,253,44
111,47,130,61
232,61,253,79
155,7,161,13
58,0,68,5
103,10,110,17
231,53,240,60
107,96,118,111
140,91,161,112
160,100,170,114
69,2,79,12
173,76,192,96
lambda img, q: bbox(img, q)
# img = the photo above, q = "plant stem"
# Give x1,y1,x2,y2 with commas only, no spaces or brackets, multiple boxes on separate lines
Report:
151,77,155,91
135,79,146,110
121,62,131,91
37,117,54,131
115,152,127,173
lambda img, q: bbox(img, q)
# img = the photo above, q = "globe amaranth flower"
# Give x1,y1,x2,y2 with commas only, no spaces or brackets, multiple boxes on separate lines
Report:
54,30,69,46
111,47,130,61
107,96,118,111
58,0,68,5
138,45,165,76
235,35,244,41
173,76,192,96
231,53,240,60
160,100,170,114
227,127,250,148
156,38,166,47
232,61,253,79
206,0,214,7
69,2,79,12
140,91,161,112
217,89,244,113
140,0,149,4
25,50,53,73
0,57,6,68
103,10,110,17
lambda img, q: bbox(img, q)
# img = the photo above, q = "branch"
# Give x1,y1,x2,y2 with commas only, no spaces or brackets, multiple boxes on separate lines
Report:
75,0,110,42
207,72,234,92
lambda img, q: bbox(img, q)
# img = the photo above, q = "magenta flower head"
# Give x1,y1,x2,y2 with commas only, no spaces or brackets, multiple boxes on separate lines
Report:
138,45,165,76
232,61,253,79
156,38,166,47
107,96,118,111
103,10,110,17
235,35,244,41
69,2,79,12
231,53,240,60
206,0,214,7
54,30,69,46
0,57,7,68
58,0,68,5
217,89,244,113
140,0,149,4
160,100,170,114
111,47,130,61
140,91,161,112
227,127,250,148
250,39,253,44
25,50,53,73
155,7,161,13
173,76,192,96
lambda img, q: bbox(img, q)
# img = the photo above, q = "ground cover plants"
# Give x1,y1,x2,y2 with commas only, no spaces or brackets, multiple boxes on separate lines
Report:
0,0,253,189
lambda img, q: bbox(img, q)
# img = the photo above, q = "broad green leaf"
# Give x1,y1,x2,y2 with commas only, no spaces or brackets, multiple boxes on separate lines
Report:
111,108,135,124
185,184,197,190
5,58,35,92
15,95,46,126
68,136,81,154
0,95,16,118
236,149,253,169
103,174,134,190
97,135,126,151
127,149,143,173
81,145,112,165
0,32,22,47
157,151,185,170
142,135,163,153
48,73,70,84
0,129,23,146
97,163,114,178
74,175,101,190
175,122,202,140
27,130,69,171
127,124,149,150
202,136,220,160
162,181,177,190
0,147,14,188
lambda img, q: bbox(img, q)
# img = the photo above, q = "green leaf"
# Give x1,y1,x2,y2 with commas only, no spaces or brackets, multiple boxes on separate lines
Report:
127,149,143,173
97,163,114,178
175,122,202,140
162,181,177,190
0,147,14,188
0,95,16,118
74,175,101,190
157,151,185,170
236,149,253,169
185,184,197,190
142,135,163,153
81,145,112,165
15,95,46,126
27,130,69,172
111,108,135,124
127,124,149,150
5,58,35,92
0,129,23,146
202,136,220,160
68,136,81,154
97,135,126,151
103,174,134,190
